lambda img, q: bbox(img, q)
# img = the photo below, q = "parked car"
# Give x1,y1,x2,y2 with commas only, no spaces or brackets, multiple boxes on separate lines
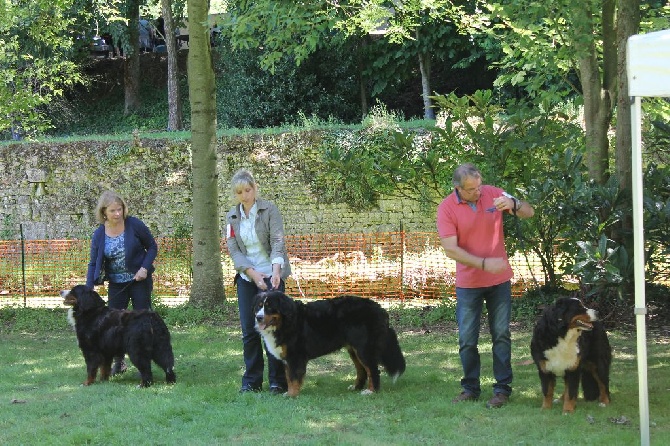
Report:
90,35,113,58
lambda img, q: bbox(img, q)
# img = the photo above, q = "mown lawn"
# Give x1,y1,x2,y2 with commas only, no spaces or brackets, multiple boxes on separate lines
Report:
1,306,668,445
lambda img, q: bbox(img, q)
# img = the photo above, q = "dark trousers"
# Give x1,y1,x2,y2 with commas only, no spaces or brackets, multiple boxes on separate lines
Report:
236,276,287,389
107,277,153,310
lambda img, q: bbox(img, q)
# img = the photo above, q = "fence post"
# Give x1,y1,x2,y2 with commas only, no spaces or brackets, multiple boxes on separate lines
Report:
20,223,26,306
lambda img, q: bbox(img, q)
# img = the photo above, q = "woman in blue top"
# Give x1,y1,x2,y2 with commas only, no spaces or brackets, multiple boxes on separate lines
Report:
86,190,158,374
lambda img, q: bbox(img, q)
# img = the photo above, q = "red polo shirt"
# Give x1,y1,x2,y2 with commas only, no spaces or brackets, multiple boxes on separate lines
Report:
436,185,513,288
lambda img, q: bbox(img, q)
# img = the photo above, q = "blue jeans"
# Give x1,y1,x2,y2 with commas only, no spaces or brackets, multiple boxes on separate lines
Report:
237,276,287,389
455,281,512,397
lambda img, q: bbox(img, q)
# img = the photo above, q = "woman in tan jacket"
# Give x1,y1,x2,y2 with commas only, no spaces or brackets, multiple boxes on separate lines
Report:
225,169,291,395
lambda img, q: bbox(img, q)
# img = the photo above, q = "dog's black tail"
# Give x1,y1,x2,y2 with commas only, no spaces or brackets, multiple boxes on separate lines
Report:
381,327,406,382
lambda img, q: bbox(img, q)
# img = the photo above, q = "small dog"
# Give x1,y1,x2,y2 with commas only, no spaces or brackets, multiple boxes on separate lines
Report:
254,290,406,397
62,285,176,387
530,297,611,413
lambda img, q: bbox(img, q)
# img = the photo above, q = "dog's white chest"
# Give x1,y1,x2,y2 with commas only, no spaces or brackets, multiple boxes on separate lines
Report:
255,306,284,361
66,308,76,329
543,329,581,376
259,330,284,361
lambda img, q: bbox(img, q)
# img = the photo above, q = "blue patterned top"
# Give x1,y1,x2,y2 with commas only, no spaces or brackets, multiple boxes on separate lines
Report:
104,232,134,283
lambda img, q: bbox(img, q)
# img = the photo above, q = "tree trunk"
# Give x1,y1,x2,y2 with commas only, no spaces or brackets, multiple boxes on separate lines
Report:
615,0,640,198
124,0,141,116
187,0,226,306
161,0,183,130
419,51,434,120
573,2,616,184
614,0,640,300
358,37,369,118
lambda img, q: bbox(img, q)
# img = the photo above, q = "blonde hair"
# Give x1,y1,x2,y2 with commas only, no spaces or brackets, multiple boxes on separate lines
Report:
94,190,128,224
230,169,258,195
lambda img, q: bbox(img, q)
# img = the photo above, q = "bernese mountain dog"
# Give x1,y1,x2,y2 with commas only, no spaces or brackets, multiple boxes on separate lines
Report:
530,296,611,413
61,285,176,388
253,291,406,397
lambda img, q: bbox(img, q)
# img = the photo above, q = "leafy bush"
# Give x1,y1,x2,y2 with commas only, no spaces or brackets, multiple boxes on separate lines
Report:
214,40,361,129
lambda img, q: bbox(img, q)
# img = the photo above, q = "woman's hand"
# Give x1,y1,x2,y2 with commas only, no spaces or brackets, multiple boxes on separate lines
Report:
247,268,267,290
270,273,281,290
134,267,148,281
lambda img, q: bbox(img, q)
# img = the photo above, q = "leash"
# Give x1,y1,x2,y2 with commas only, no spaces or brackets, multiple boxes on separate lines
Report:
108,279,135,300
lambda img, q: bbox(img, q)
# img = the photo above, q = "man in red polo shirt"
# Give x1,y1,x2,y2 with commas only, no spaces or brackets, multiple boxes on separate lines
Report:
437,163,534,408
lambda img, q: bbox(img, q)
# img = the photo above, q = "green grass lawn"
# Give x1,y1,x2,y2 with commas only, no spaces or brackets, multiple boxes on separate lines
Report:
1,306,668,445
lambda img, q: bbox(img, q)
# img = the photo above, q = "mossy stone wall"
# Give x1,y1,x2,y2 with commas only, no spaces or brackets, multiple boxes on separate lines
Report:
0,132,436,240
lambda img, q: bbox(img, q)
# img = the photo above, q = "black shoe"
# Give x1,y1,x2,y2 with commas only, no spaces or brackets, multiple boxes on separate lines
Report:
269,385,287,395
111,357,127,376
239,384,262,393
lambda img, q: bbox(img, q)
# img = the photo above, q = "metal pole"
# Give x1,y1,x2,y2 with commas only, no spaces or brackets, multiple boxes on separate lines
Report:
631,96,650,446
20,223,26,306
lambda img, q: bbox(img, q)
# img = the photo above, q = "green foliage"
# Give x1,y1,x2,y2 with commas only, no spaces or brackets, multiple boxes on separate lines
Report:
151,301,238,328
214,40,360,129
315,89,642,295
311,104,404,209
643,163,670,267
511,285,571,324
570,234,632,301
226,0,337,72
0,307,70,333
0,0,85,139
49,75,190,136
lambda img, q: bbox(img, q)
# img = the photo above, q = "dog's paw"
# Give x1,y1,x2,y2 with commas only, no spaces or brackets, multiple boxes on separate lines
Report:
360,389,374,396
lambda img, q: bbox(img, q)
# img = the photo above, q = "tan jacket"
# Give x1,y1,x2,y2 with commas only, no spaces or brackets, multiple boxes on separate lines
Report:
225,198,292,279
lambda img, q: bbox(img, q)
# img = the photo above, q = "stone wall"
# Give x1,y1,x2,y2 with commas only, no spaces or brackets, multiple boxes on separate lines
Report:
0,132,436,240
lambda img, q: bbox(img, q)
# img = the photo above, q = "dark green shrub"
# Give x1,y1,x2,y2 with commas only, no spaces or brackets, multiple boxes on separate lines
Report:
214,40,361,129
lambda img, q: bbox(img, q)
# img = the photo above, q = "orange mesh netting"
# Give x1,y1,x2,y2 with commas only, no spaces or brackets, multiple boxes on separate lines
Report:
0,233,548,307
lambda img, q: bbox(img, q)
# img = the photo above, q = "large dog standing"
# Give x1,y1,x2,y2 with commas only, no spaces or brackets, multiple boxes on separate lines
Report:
254,291,406,397
61,285,176,387
530,297,611,413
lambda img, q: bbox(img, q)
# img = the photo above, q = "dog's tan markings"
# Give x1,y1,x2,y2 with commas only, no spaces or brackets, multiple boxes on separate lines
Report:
563,393,577,414
286,379,303,397
100,364,111,381
346,346,375,395
84,373,96,386
347,347,368,391
542,380,555,409
584,362,611,406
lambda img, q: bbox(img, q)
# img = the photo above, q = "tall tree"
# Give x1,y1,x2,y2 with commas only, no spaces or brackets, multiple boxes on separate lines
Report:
123,0,142,115
161,0,184,130
614,0,640,207
187,0,226,306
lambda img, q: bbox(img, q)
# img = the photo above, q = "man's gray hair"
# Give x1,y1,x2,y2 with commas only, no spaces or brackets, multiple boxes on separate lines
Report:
452,163,482,187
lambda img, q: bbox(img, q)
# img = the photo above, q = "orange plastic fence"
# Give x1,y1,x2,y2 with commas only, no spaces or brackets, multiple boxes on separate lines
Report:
1,232,546,307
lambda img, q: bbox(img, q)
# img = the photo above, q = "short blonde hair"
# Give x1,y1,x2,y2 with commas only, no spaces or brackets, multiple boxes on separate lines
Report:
230,169,257,194
94,190,128,224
